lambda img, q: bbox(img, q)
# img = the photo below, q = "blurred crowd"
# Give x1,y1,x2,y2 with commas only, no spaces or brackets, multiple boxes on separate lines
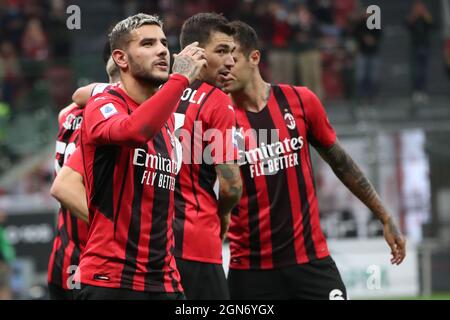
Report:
127,0,441,103
0,0,71,111
0,0,72,181
129,0,367,101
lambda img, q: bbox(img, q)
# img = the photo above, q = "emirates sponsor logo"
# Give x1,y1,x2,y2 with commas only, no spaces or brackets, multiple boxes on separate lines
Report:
237,132,304,178
133,148,179,191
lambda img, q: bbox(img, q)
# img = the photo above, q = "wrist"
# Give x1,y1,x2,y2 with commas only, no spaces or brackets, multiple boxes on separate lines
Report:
169,73,189,86
380,214,392,225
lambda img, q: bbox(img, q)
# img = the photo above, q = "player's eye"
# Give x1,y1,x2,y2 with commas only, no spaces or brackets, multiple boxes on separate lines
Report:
142,40,154,47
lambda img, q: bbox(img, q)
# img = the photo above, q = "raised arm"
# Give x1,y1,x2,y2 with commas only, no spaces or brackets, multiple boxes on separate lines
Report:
85,42,207,147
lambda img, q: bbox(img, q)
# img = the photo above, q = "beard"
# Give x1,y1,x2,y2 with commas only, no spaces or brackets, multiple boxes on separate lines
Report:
128,55,168,87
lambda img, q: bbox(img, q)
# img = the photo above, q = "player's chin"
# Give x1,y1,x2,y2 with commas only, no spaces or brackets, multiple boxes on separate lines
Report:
150,71,169,84
222,81,235,93
153,68,169,78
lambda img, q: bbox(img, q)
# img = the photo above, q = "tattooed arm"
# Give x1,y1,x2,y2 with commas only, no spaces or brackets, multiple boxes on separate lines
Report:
215,163,243,240
172,42,207,84
316,140,406,265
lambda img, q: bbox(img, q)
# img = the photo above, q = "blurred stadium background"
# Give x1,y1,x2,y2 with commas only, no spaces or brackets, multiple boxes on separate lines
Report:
0,0,449,300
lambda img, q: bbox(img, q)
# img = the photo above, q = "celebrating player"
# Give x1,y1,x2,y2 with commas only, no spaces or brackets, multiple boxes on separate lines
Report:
222,21,406,300
47,53,120,300
73,13,206,300
173,13,242,300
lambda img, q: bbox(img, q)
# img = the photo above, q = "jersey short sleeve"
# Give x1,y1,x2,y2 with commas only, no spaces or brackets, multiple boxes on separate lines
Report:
300,87,337,148
65,146,84,176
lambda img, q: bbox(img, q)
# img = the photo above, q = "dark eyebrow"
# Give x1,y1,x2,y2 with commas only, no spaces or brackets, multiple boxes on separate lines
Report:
138,37,168,47
215,44,232,50
139,37,157,44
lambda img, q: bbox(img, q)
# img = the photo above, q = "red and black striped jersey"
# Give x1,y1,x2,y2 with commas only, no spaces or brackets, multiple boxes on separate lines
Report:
173,80,237,264
48,82,119,290
228,85,336,270
47,103,89,289
77,84,184,293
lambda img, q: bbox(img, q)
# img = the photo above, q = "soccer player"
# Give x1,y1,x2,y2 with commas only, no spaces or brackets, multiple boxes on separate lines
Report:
47,55,121,300
222,21,406,300
172,13,242,300
74,13,206,300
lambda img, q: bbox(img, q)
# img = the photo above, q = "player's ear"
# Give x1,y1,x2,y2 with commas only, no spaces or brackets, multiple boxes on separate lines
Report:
250,50,260,66
112,48,127,70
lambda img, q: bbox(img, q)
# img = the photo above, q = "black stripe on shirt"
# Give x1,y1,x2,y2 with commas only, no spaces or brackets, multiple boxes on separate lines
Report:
246,105,297,267
120,145,147,289
272,85,316,261
50,209,70,287
145,132,172,292
91,146,118,221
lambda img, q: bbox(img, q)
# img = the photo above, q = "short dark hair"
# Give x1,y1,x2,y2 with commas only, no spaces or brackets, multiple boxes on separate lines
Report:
229,20,259,57
109,13,163,50
180,12,235,49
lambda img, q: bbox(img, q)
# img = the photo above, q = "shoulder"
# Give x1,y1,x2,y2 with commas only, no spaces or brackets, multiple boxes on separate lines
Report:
204,86,232,108
275,83,312,97
86,91,125,107
206,91,234,123
84,92,128,118
283,85,320,106
272,83,320,109
195,82,228,100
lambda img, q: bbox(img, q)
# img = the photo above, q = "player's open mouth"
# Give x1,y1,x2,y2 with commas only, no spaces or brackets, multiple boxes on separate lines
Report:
218,70,231,80
222,74,235,84
154,60,168,70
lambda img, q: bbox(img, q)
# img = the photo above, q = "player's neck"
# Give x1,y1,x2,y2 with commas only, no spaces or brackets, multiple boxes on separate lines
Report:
231,74,270,113
120,74,159,104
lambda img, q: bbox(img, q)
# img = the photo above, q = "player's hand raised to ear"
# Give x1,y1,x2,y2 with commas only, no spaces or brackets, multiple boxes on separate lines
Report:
172,42,207,84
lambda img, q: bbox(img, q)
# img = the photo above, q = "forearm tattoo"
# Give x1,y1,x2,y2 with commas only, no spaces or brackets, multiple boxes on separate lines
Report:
318,142,389,222
172,55,196,80
216,164,243,215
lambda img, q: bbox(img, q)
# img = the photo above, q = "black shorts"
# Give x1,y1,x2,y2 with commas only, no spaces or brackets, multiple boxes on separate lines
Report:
48,283,74,300
73,284,186,300
176,257,230,300
228,256,347,300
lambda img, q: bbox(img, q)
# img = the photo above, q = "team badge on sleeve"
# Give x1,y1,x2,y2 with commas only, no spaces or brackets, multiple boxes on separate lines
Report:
100,103,118,119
